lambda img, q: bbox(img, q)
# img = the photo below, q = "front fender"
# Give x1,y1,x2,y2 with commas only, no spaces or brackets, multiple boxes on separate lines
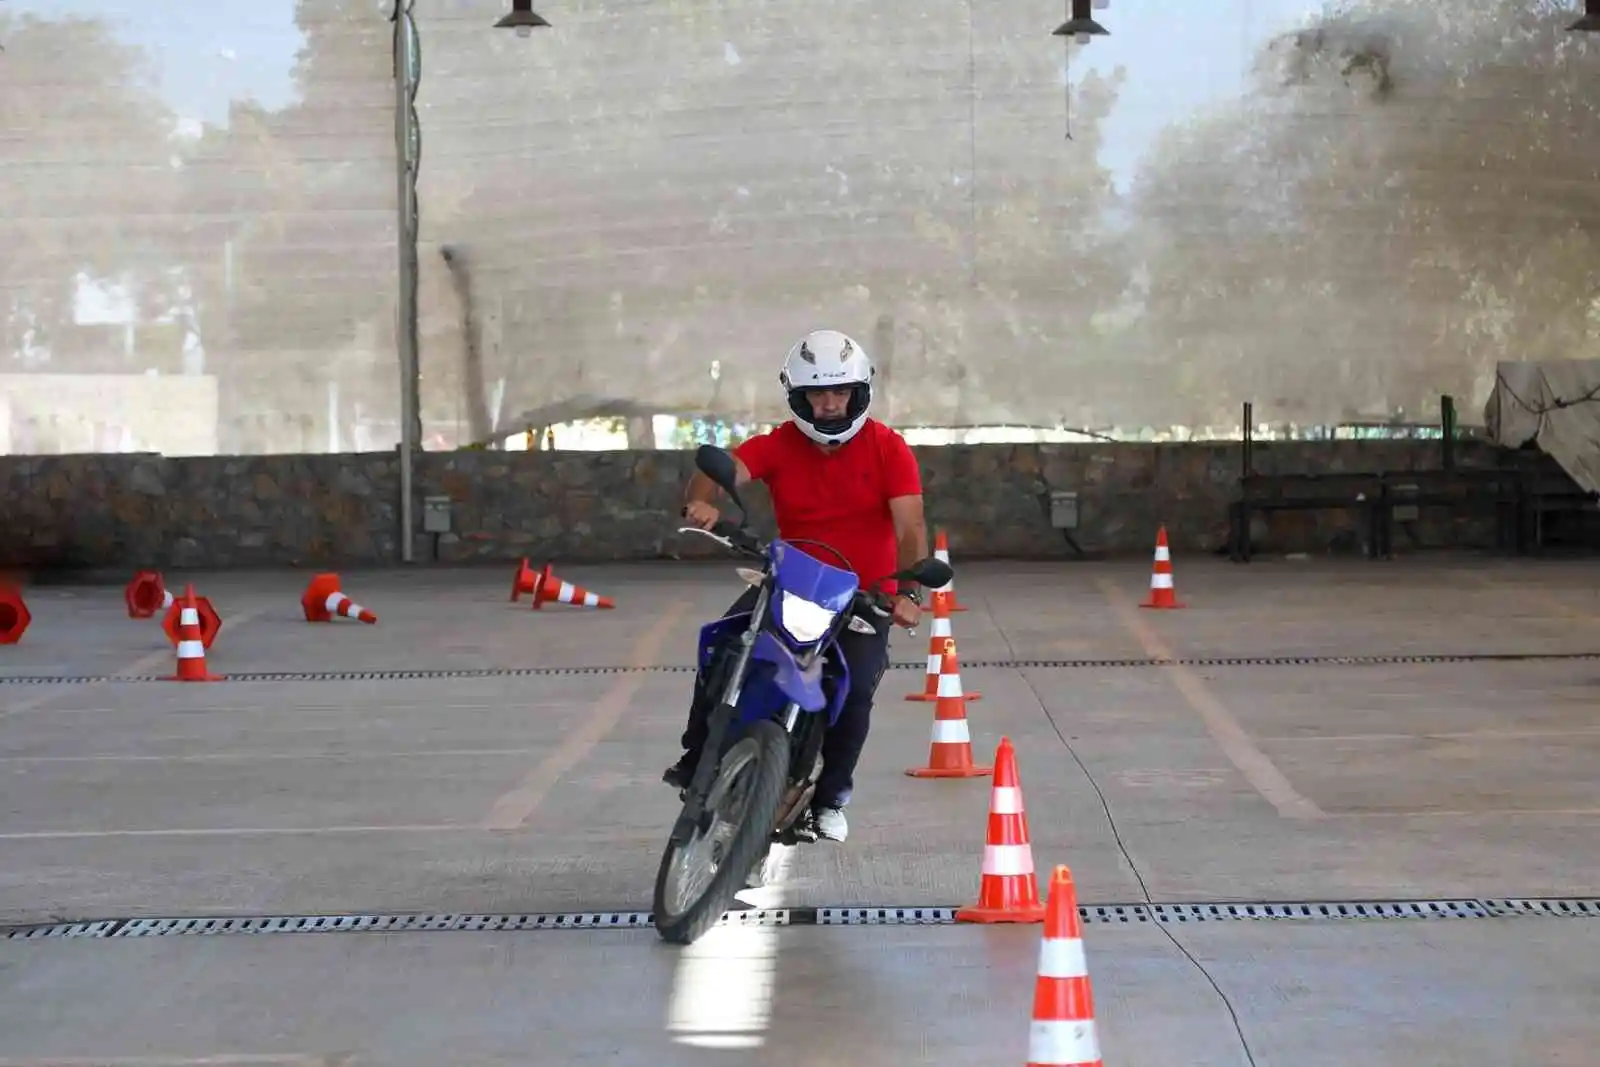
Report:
751,630,827,712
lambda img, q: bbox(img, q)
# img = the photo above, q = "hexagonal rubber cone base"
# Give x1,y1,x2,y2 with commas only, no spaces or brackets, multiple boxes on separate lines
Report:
904,764,993,779
953,902,1048,924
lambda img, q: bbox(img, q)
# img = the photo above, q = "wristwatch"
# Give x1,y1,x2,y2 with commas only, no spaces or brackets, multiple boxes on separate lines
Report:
898,588,922,606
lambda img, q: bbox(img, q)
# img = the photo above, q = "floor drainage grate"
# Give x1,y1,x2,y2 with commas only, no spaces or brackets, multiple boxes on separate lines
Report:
7,898,1597,940
1482,898,1600,918
4,649,1599,686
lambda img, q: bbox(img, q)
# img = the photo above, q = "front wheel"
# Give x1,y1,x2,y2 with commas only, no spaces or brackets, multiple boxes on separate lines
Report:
652,719,791,945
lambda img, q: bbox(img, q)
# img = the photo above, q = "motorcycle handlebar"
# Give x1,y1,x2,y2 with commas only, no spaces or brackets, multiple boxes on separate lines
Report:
676,514,913,632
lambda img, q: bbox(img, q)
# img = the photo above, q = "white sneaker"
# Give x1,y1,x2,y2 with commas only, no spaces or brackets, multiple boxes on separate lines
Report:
810,805,849,842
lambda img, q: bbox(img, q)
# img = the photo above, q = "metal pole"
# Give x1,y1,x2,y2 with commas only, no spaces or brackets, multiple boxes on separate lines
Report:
393,0,421,562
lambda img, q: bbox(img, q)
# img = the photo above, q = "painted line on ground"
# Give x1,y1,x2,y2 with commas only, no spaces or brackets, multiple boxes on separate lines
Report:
1096,578,1325,820
479,599,691,831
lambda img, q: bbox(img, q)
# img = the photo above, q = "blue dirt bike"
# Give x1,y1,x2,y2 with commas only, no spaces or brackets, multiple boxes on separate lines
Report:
651,444,951,945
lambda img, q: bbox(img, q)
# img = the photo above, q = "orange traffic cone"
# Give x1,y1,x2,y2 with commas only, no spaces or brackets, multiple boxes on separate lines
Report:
166,585,223,682
300,573,378,624
1140,526,1185,610
933,529,969,612
510,558,538,602
1025,866,1103,1067
0,583,32,645
956,737,1046,923
905,590,981,703
529,563,615,610
906,640,992,779
124,569,173,619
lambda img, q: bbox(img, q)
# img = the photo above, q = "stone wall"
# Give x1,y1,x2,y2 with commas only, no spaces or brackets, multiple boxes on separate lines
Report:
0,438,1539,571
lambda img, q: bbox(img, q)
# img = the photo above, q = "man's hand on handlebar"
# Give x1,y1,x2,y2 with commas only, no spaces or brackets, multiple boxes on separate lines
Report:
890,594,921,629
683,501,720,530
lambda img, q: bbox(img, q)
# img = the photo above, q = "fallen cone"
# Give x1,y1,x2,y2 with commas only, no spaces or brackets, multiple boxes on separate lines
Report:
0,584,32,645
510,558,538,602
529,563,615,610
301,573,378,624
124,569,172,619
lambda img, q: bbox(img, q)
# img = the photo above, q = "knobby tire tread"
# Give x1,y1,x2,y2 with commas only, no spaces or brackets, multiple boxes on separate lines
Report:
653,719,791,945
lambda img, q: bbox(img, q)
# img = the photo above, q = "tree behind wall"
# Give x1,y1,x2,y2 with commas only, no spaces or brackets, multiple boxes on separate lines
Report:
0,13,183,376
1131,0,1600,427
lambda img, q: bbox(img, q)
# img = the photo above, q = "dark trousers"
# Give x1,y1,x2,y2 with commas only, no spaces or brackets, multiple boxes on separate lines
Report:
679,586,892,809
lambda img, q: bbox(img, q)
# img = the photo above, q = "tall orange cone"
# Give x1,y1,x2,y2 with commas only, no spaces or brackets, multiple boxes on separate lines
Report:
906,639,992,779
905,589,981,703
956,737,1046,923
301,573,378,624
529,563,615,610
1139,526,1185,610
933,529,969,612
166,585,223,682
509,558,538,602
1025,866,1103,1067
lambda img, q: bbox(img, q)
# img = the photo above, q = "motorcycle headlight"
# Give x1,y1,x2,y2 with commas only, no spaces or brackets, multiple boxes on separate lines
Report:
778,591,839,644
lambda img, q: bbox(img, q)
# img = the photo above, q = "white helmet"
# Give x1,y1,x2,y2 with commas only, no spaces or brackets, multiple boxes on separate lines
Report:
778,329,876,446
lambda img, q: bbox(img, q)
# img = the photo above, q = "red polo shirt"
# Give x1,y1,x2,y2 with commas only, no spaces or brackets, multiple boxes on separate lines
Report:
735,419,923,594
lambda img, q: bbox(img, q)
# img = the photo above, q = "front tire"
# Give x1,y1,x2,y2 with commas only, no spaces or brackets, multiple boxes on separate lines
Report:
652,719,790,945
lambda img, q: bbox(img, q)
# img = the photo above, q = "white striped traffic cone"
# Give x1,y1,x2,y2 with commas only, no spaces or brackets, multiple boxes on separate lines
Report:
1025,865,1103,1067
933,529,969,612
956,737,1046,923
905,588,981,702
301,573,378,624
530,563,615,610
1140,525,1185,610
165,585,223,682
906,640,992,779
324,590,377,624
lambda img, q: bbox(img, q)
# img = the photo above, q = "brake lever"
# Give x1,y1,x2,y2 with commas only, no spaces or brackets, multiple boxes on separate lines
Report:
677,525,735,551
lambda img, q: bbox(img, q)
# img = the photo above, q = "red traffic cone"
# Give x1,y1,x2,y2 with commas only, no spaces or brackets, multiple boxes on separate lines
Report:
510,558,538,602
166,585,223,682
529,563,615,610
906,640,992,779
1025,866,1103,1066
1140,526,1185,610
124,569,172,619
905,590,981,702
301,573,378,624
956,737,1046,923
933,529,969,611
0,583,32,645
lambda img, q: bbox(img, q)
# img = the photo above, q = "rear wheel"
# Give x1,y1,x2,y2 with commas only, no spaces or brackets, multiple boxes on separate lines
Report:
652,719,790,945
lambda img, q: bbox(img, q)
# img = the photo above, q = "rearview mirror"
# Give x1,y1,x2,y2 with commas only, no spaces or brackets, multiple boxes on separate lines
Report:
895,556,952,591
694,444,746,513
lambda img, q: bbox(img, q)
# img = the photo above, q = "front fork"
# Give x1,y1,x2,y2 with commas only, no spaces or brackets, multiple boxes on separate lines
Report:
670,583,772,845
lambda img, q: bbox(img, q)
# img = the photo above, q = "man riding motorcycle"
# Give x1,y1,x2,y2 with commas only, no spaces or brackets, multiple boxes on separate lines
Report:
664,329,928,843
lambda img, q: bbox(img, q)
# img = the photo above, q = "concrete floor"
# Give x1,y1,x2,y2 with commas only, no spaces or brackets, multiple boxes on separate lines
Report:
1,555,1598,1064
